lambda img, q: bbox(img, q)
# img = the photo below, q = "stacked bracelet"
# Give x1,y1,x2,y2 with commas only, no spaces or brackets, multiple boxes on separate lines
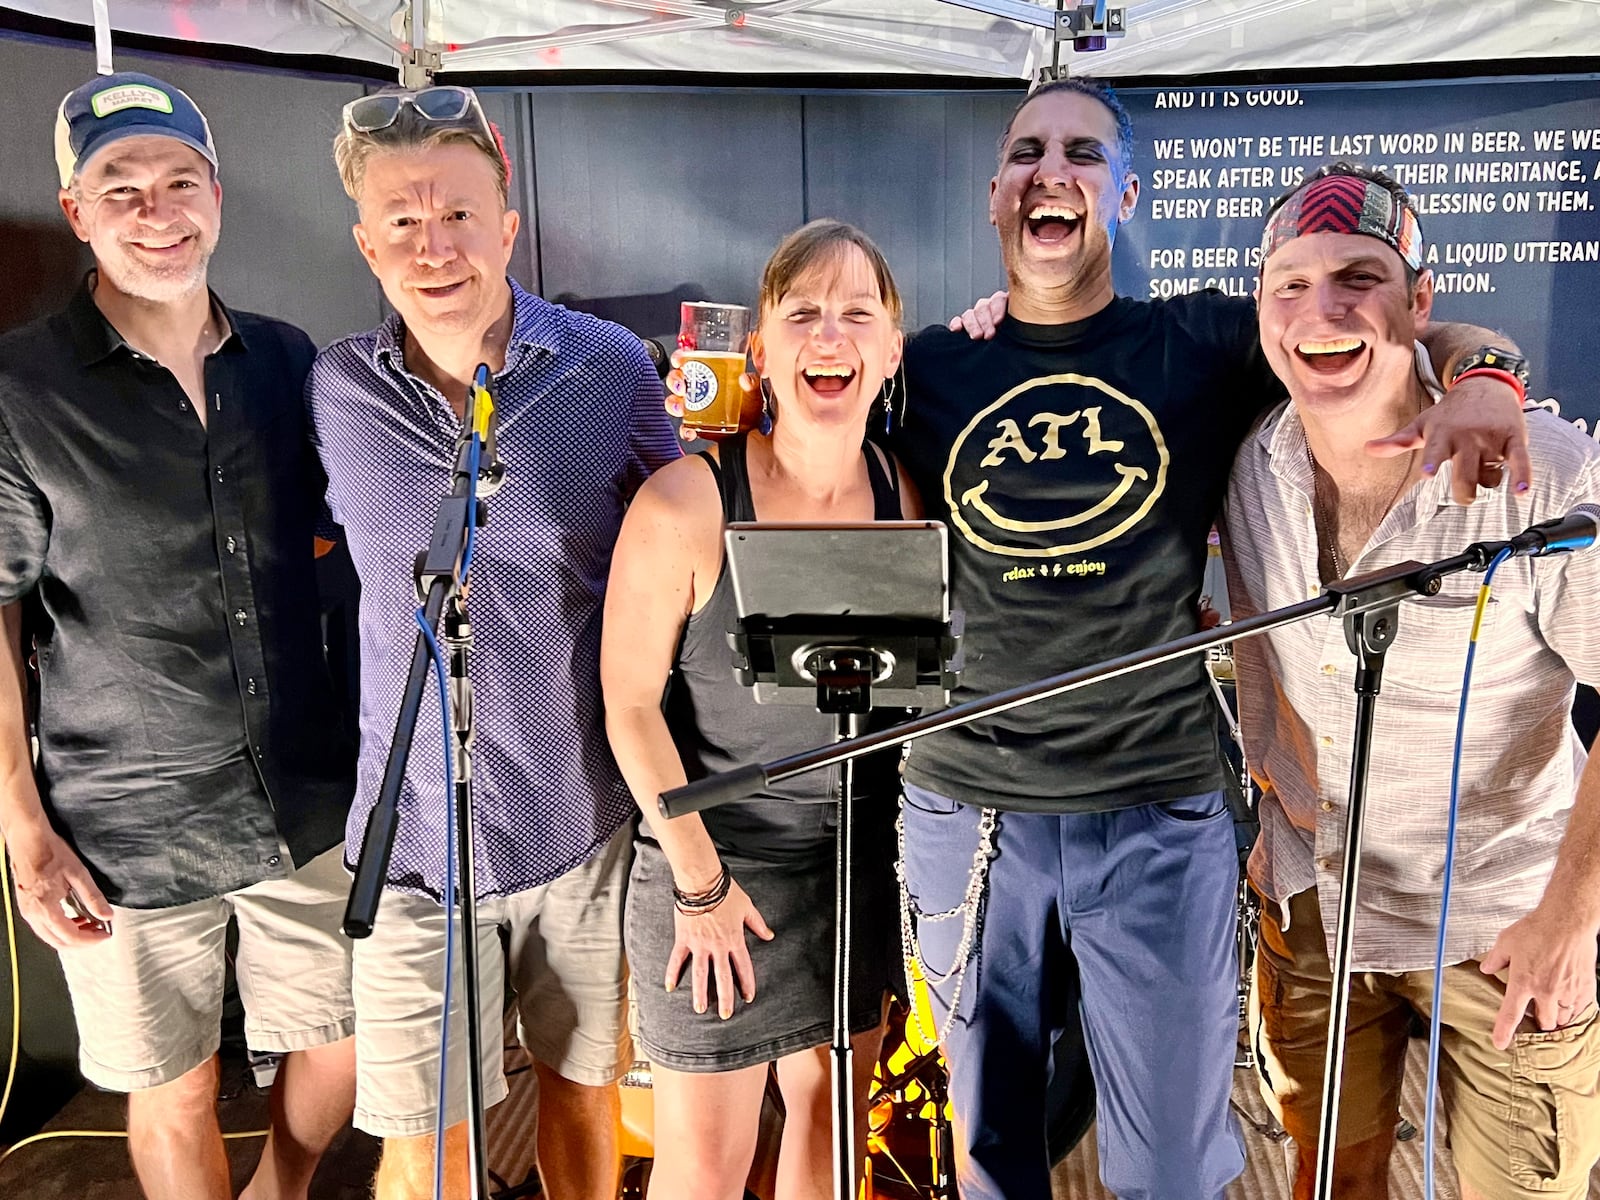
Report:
1450,365,1527,404
673,863,732,915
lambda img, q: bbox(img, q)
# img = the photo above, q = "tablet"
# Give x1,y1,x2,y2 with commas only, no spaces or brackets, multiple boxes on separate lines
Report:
723,521,949,622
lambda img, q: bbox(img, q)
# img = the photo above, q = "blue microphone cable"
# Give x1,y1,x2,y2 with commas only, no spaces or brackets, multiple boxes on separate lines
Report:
416,607,457,1200
461,433,481,584
1424,543,1514,1200
423,366,490,1199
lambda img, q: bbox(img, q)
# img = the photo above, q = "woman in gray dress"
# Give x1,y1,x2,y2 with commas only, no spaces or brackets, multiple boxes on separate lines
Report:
602,219,918,1199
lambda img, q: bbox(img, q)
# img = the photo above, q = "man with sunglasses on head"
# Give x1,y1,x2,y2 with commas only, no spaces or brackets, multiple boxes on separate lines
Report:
0,72,357,1200
309,85,677,1200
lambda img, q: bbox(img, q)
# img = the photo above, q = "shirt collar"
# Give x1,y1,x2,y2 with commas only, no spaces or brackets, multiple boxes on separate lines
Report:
1256,396,1314,498
65,272,249,368
371,276,563,374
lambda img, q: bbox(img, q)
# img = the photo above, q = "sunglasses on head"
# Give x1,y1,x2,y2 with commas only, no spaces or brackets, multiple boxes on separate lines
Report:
342,86,490,136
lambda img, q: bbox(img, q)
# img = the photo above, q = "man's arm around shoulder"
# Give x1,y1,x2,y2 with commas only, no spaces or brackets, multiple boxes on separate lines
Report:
1378,321,1531,502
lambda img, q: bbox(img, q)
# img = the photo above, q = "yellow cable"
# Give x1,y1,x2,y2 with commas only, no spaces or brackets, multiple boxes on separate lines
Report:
0,832,268,1174
0,1128,266,1169
1470,578,1494,642
470,381,495,442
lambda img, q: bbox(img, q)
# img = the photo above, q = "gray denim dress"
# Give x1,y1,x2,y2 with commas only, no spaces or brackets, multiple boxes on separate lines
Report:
624,432,903,1071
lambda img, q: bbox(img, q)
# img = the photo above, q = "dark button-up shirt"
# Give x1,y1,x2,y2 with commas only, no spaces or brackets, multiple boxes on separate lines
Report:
309,279,678,900
0,282,354,909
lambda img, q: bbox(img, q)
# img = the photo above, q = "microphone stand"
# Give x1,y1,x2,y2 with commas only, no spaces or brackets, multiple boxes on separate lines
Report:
662,549,1502,1200
344,368,503,1200
825,664,867,1200
733,610,954,1200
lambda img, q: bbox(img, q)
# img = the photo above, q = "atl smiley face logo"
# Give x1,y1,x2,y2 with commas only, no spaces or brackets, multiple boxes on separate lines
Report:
943,373,1169,558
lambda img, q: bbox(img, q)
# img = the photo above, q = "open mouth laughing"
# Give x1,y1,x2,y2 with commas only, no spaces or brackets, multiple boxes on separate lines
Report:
1296,336,1367,374
1025,202,1083,247
802,363,855,396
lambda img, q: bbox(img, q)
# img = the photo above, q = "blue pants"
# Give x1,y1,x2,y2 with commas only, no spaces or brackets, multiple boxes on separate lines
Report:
901,784,1244,1200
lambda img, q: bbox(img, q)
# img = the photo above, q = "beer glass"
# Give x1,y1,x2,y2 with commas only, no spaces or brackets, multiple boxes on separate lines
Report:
676,301,751,438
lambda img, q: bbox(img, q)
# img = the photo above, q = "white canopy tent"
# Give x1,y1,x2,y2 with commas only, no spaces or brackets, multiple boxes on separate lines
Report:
5,0,1597,83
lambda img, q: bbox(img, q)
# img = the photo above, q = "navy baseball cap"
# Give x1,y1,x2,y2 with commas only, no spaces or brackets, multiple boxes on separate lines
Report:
54,71,217,188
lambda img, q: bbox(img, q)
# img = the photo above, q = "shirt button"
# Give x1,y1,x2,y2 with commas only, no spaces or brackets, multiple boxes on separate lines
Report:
246,677,257,694
1320,800,1334,812
266,854,281,868
178,399,188,411
1318,735,1333,747
1317,857,1333,870
235,609,248,626
1321,663,1337,675
215,466,224,482
226,536,238,554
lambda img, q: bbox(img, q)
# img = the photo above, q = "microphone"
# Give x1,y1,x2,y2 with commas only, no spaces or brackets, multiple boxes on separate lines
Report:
637,335,670,380
1469,504,1600,565
464,363,505,496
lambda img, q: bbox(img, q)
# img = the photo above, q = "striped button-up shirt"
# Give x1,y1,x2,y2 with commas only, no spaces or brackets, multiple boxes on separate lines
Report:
1222,390,1600,971
309,279,678,900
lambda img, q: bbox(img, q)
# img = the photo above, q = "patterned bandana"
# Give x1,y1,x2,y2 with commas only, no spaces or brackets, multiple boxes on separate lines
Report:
1260,173,1424,272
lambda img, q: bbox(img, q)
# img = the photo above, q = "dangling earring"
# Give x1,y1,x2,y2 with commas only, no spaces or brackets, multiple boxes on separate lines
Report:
880,365,904,436
758,378,775,436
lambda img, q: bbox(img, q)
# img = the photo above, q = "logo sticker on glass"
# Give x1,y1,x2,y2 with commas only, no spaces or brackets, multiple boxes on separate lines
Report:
680,359,720,413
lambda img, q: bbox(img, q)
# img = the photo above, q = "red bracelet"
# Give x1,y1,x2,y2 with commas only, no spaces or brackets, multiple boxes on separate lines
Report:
1450,366,1526,403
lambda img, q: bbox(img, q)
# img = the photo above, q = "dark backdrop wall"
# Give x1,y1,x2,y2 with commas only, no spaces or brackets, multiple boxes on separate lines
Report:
2,33,1594,446
0,39,385,341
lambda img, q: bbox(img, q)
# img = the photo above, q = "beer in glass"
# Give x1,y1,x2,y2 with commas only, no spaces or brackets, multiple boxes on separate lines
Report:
677,302,750,438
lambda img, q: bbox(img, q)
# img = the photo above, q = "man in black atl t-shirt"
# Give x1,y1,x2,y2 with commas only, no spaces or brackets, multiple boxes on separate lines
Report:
890,81,1529,1200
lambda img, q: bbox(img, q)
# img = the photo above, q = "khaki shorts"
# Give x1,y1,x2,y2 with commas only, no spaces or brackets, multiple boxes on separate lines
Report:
352,822,633,1138
55,845,355,1093
1249,887,1600,1200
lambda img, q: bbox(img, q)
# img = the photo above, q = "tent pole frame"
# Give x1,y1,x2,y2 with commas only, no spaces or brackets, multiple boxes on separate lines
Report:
310,0,406,56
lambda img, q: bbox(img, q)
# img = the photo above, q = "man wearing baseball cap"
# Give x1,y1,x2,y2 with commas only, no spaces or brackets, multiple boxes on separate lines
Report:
0,71,356,1200
1225,162,1600,1198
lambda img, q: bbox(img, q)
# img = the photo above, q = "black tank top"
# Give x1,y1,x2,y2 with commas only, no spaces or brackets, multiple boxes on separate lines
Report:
664,433,904,862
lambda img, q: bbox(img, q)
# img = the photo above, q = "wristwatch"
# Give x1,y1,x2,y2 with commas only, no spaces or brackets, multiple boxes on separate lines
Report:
1449,346,1530,390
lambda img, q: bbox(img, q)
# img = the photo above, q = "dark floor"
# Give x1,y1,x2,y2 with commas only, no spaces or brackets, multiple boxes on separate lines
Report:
9,1036,1600,1198
0,1052,381,1200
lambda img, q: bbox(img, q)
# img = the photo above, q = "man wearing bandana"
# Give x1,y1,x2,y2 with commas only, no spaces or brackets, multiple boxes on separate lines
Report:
1224,163,1600,1199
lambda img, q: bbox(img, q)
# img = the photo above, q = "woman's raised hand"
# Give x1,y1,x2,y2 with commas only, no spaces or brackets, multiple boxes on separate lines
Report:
664,350,762,442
